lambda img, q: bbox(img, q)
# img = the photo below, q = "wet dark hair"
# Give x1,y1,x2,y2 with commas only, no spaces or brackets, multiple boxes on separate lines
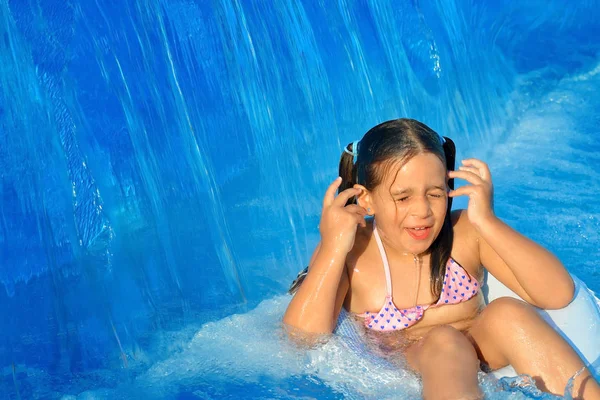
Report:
339,118,456,300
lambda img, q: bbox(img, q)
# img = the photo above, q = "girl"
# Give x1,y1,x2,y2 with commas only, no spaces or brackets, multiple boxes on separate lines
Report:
283,119,600,399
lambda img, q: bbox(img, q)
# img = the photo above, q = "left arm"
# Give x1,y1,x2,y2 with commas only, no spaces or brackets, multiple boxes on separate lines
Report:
449,159,574,309
476,216,574,309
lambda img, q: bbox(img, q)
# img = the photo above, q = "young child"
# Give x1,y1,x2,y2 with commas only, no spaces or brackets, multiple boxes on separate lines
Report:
283,119,600,399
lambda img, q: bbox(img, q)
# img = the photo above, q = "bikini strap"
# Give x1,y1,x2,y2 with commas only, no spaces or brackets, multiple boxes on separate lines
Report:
372,220,393,296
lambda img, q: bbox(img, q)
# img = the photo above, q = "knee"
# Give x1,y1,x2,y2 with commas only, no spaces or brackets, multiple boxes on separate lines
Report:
485,297,536,318
418,326,478,366
483,297,538,330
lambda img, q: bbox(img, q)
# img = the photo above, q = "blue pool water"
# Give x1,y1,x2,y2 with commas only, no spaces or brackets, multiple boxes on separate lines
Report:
1,1,599,398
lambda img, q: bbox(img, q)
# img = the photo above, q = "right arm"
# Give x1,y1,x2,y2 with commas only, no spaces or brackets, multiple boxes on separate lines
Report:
283,242,350,333
283,178,366,334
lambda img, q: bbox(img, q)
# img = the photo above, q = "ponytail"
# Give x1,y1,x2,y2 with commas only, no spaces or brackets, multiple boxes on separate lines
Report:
442,137,456,209
429,136,456,299
339,142,359,205
289,141,359,295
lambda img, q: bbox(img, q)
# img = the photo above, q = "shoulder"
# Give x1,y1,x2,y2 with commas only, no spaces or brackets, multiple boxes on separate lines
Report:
347,218,375,271
451,209,477,239
451,208,467,226
450,209,481,275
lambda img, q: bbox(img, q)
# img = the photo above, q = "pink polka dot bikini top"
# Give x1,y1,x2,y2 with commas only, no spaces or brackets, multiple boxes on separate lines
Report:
357,221,479,332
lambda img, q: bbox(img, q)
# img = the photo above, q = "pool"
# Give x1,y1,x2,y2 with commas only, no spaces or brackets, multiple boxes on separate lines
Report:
1,1,599,398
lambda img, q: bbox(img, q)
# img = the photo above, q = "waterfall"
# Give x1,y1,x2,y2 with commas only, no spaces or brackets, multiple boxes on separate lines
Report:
1,0,599,385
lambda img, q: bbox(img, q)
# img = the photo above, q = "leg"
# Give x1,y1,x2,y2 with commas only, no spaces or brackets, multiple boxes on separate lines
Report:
406,325,482,400
467,297,600,399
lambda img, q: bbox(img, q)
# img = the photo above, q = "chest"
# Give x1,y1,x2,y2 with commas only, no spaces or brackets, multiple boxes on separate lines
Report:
347,254,436,312
345,245,481,314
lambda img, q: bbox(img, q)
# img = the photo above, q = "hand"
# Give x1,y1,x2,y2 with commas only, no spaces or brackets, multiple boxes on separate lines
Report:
448,159,495,230
319,177,368,254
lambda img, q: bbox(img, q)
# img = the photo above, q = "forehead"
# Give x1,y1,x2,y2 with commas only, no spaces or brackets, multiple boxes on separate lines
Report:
378,153,446,190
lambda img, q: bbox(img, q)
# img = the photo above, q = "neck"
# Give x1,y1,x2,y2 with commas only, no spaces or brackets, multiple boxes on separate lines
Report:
374,224,425,306
380,235,422,260
375,227,429,263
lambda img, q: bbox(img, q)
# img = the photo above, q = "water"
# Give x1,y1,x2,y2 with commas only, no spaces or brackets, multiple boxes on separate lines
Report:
1,1,600,398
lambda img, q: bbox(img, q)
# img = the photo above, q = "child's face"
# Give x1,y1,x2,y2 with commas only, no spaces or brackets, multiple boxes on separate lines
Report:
370,152,448,255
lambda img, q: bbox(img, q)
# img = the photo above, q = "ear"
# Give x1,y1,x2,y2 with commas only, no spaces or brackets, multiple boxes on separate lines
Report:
353,184,374,215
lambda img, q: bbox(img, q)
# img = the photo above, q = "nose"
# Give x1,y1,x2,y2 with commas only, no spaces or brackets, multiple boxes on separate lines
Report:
410,196,432,218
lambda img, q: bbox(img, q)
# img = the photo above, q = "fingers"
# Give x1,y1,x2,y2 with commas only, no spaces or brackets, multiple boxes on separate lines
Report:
357,215,367,228
461,159,491,180
346,204,369,227
323,177,342,208
448,185,475,198
457,166,479,175
449,159,493,189
350,211,367,228
346,203,368,228
322,177,366,230
345,204,368,216
448,169,485,185
332,187,362,208
448,181,493,199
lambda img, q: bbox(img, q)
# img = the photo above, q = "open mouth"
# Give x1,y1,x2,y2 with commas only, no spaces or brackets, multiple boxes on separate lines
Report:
405,226,432,240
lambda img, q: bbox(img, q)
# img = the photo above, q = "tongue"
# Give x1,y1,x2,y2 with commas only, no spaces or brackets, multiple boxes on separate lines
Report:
408,228,429,239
